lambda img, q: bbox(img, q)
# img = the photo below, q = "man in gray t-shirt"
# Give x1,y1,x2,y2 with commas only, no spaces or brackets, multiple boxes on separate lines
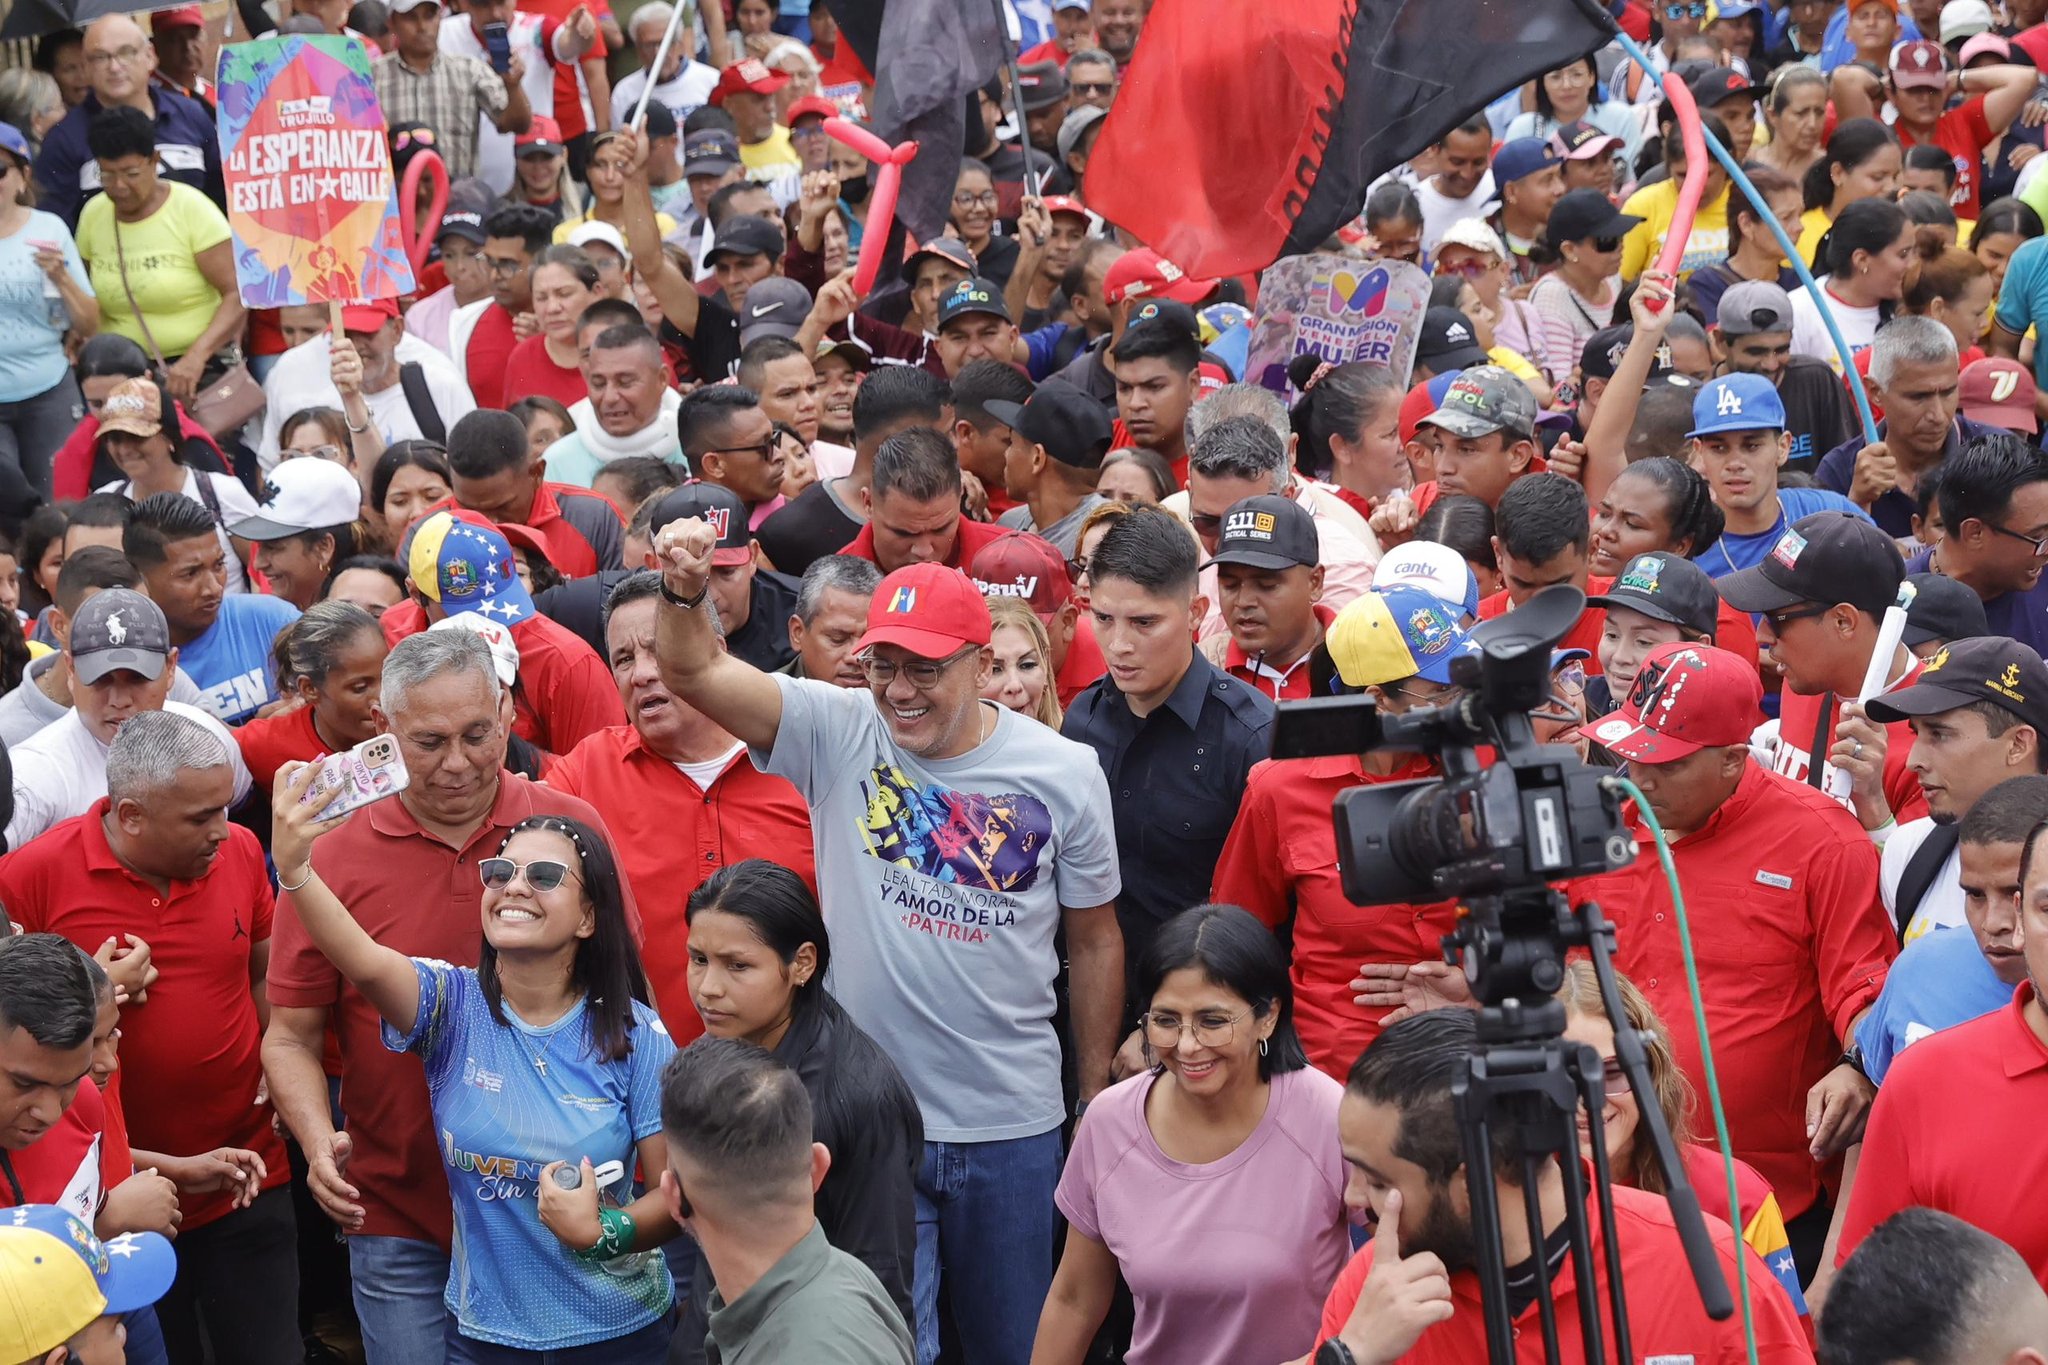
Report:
987,381,1115,558
652,521,1124,1365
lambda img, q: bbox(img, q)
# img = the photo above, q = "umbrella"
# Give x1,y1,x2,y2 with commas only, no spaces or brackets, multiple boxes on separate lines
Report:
0,0,82,41
71,0,207,25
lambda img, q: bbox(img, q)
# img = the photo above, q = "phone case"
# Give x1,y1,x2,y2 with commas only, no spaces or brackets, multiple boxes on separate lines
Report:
301,734,411,820
483,21,511,72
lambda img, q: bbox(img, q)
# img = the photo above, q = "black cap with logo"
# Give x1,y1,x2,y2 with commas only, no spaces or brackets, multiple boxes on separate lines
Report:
1867,636,2048,735
1587,552,1721,637
1203,494,1319,572
1717,511,1905,617
647,482,754,565
1416,307,1489,371
983,381,1113,468
937,277,1012,330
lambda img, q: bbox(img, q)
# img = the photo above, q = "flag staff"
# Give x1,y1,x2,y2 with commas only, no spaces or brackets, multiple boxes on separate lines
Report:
989,0,1040,197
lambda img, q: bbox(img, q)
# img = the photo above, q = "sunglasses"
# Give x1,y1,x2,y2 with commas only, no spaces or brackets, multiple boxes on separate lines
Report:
1662,1,1707,18
702,437,779,461
478,857,582,893
1589,235,1622,253
1071,81,1115,96
393,127,439,152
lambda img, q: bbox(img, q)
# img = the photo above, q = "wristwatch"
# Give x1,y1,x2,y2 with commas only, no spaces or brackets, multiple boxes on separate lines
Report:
659,578,709,610
1316,1341,1358,1365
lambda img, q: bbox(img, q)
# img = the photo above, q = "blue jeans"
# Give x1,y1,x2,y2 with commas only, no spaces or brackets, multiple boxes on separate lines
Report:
348,1235,450,1365
913,1130,1061,1365
443,1314,672,1363
0,370,80,497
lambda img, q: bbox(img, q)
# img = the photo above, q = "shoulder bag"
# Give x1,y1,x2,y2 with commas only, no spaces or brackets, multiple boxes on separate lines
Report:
112,211,265,441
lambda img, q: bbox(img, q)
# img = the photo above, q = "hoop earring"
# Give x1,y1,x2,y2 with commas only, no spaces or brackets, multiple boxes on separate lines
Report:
1258,1037,1269,1057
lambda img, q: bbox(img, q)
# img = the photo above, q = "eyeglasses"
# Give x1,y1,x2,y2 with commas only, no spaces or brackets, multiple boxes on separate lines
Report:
1548,67,1594,87
1436,257,1495,279
790,122,828,140
1389,682,1463,707
1188,512,1225,536
87,44,146,67
1071,81,1115,96
1762,604,1832,632
479,857,583,893
1065,556,1089,581
286,444,346,462
951,190,999,209
1989,522,2048,557
701,437,779,461
1662,1,1707,18
484,255,530,277
861,644,976,688
1142,1007,1250,1049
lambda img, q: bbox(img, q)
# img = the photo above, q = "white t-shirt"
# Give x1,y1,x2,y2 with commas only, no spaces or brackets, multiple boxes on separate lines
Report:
1415,174,1499,252
1879,817,1966,944
439,12,578,195
1790,277,1880,375
610,60,719,131
257,331,476,468
811,439,854,482
6,700,252,849
672,740,745,792
98,466,258,596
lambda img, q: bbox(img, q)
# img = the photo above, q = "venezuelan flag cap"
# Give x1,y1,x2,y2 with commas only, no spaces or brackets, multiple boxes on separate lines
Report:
406,509,534,626
855,563,993,660
0,1205,174,1359
1327,585,1480,688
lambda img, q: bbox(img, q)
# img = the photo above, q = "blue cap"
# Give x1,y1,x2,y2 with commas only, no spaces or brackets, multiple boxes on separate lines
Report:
1327,585,1483,687
1491,137,1560,186
1687,373,1786,438
0,122,29,168
2,1204,176,1316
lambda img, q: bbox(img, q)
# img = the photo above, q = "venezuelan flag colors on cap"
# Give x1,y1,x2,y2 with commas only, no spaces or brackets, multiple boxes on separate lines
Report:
406,510,534,625
1327,585,1481,688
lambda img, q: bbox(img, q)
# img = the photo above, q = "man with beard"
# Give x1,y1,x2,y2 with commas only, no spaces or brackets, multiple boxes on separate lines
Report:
1309,1010,1808,1364
814,337,869,452
1905,433,2048,655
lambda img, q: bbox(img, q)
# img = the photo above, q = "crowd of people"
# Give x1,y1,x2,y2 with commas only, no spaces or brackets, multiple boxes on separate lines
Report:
0,0,2047,1362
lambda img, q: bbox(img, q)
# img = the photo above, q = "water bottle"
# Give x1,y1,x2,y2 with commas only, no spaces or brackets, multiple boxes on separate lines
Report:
555,1159,664,1282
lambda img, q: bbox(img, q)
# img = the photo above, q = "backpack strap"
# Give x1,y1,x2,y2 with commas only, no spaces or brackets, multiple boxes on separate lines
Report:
1893,822,1960,943
398,362,447,445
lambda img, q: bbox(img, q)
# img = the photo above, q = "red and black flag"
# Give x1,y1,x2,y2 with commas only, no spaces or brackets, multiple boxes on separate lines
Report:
1085,0,1614,277
821,0,1006,245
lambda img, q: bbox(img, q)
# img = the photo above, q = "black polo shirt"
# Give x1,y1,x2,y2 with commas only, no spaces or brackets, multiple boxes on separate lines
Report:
1062,651,1273,960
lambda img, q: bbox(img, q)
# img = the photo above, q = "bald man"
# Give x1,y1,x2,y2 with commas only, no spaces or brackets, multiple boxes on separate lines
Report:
1819,1208,2048,1365
33,13,224,227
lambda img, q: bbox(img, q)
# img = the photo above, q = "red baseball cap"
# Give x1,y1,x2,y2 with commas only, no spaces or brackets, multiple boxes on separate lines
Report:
340,296,399,334
1104,249,1216,306
1959,356,2039,434
516,115,565,156
712,59,791,104
152,5,204,27
784,94,838,124
856,564,993,659
1585,642,1763,763
971,531,1071,619
1889,39,1950,89
1397,377,1440,445
1042,195,1089,220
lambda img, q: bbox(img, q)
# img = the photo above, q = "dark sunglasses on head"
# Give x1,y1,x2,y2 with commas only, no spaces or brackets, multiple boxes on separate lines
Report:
479,857,578,893
393,128,438,152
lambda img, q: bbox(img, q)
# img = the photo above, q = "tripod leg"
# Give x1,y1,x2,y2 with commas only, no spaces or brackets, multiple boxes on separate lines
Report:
1455,1074,1516,1362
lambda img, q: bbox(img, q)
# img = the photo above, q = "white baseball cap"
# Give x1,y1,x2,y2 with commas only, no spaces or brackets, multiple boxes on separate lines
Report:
566,220,628,259
1435,217,1508,261
230,458,363,541
430,612,520,688
1373,539,1480,619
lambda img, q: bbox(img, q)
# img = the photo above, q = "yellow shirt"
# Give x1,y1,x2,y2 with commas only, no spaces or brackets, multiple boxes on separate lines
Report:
1619,179,1730,282
1797,207,1831,266
740,125,800,175
75,181,230,359
1489,345,1543,387
552,210,676,245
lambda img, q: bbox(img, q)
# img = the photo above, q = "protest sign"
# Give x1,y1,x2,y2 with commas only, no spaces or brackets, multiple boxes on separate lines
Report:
217,35,415,308
1244,254,1431,399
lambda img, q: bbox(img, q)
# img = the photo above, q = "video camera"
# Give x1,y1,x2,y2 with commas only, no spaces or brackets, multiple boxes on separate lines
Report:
1272,586,1636,908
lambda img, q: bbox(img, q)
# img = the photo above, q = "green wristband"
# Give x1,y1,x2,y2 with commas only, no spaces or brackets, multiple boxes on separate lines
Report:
572,1204,637,1263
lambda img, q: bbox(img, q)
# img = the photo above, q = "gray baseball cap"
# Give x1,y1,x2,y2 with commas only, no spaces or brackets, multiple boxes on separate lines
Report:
1056,104,1105,162
1419,365,1538,441
739,276,814,345
69,588,171,685
1715,281,1796,338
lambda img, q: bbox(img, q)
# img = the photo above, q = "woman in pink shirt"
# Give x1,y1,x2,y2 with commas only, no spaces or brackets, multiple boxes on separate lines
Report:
1031,905,1352,1365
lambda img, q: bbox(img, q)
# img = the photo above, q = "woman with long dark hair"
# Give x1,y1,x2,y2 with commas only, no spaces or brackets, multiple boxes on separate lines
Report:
1798,118,1901,262
1288,357,1409,517
1793,196,1912,370
667,859,920,1362
234,601,386,794
1030,904,1349,1365
270,794,678,1363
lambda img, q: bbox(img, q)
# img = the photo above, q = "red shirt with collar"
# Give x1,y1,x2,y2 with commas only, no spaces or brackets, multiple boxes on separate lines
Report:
1055,616,1107,708
381,603,625,754
546,726,816,1039
0,806,287,1231
1577,761,1896,1218
465,305,519,411
1478,575,1612,657
1838,982,2048,1281
267,773,629,1248
1313,1181,1812,1365
1211,752,1461,1078
1220,603,1336,701
0,1078,124,1225
1772,655,1931,826
1895,95,1996,218
419,483,622,581
233,704,330,797
843,515,1013,572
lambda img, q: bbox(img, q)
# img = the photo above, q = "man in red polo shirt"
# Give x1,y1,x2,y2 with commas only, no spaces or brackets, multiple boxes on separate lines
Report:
440,408,624,578
1474,472,1612,657
1199,494,1336,701
1835,794,2048,1285
264,627,628,1365
1831,40,2036,218
1719,510,1930,837
969,529,1106,708
1216,585,1470,1079
382,508,625,756
0,711,297,1365
843,427,1011,573
547,570,813,1038
1579,641,1897,1279
1312,1010,1811,1365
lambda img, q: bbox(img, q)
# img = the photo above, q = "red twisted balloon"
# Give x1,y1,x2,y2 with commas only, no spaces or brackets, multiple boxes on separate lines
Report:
824,117,918,298
399,148,451,278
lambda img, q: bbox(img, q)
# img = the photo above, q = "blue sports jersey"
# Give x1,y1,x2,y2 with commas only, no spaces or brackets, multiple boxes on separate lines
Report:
178,593,299,725
1691,486,1874,580
1854,926,2013,1085
384,958,676,1350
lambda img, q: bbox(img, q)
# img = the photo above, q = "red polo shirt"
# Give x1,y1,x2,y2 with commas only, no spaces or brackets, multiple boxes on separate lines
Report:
1220,604,1335,701
546,727,817,1040
1577,762,1895,1219
1313,1181,1811,1364
1211,752,1460,1079
843,515,1013,571
0,806,287,1231
381,603,626,755
1895,95,1995,219
233,704,330,797
1055,617,1107,709
420,483,623,581
466,306,519,411
1838,983,2048,1282
1478,575,1612,656
267,773,627,1249
1772,656,1931,826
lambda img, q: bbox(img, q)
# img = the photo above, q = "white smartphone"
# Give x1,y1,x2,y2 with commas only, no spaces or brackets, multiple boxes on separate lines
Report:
298,733,410,820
